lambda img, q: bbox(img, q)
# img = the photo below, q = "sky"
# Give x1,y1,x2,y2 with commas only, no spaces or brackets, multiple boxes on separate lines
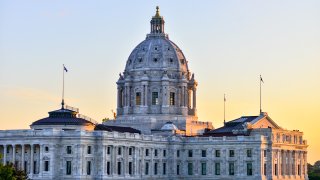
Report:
0,1,319,164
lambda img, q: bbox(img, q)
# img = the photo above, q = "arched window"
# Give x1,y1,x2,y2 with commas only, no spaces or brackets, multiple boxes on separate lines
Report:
136,92,141,105
170,92,175,106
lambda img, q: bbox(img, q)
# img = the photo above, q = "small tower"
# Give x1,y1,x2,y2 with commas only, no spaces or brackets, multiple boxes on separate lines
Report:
150,6,165,34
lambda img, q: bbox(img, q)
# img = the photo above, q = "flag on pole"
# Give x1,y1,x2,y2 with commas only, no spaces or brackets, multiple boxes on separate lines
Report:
260,75,264,83
64,65,68,72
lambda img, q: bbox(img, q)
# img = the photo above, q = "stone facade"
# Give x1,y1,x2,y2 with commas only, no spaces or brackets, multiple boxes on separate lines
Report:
0,7,308,180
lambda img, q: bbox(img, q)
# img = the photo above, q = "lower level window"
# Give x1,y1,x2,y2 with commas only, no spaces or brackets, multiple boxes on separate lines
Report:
201,162,206,175
188,163,193,175
117,162,122,175
87,161,91,175
66,161,72,175
229,162,234,175
215,162,220,175
44,161,49,171
247,162,253,176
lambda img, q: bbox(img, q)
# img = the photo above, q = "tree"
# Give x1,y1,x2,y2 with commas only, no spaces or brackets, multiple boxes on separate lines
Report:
0,155,28,180
309,161,320,180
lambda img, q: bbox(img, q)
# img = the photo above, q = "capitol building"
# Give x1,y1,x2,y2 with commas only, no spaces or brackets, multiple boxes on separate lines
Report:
0,7,308,180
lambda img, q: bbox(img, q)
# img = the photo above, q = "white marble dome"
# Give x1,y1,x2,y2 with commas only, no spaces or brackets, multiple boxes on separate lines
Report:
160,122,178,131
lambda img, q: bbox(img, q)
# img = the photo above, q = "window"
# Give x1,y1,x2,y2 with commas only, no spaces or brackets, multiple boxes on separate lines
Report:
87,161,91,175
275,164,278,175
152,92,159,105
107,162,110,175
145,162,149,175
202,150,206,157
66,161,72,175
298,164,300,175
177,150,180,157
118,147,122,155
229,162,234,175
107,146,111,154
136,92,141,105
146,149,149,156
247,162,253,176
247,149,252,157
215,150,220,157
170,92,175,105
129,162,133,175
264,150,267,157
163,163,166,175
44,161,49,171
188,150,193,157
45,146,49,152
6,148,9,153
34,161,37,174
154,149,158,157
201,162,207,175
154,163,158,175
66,146,72,154
87,146,92,154
264,163,266,176
117,162,121,175
129,148,132,156
177,164,180,175
163,150,166,157
215,163,220,175
188,163,193,175
229,150,234,157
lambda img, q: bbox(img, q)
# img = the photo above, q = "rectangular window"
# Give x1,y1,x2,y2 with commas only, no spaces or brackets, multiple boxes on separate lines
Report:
44,161,49,171
136,92,141,105
170,92,175,105
264,163,266,176
215,163,220,175
177,150,180,157
154,163,158,175
201,162,206,175
118,147,122,155
154,149,158,157
146,149,149,156
247,162,253,176
34,161,37,174
6,148,9,153
188,163,193,175
215,150,220,157
264,150,267,157
24,161,27,173
66,146,72,154
107,146,111,154
145,162,149,175
229,162,234,175
229,150,234,157
107,162,110,175
45,146,49,152
129,147,132,156
152,92,159,105
129,162,132,175
117,162,121,175
247,149,252,157
275,164,278,175
177,164,180,175
298,164,300,175
163,163,166,175
188,150,193,157
87,161,91,175
163,150,166,157
202,150,206,157
87,146,91,154
66,161,72,175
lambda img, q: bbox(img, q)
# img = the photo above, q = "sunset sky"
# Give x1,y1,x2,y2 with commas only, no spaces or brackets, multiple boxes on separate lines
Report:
0,1,319,164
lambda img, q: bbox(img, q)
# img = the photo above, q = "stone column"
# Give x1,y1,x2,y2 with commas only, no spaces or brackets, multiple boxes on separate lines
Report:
117,87,121,108
3,145,7,165
113,146,117,176
12,145,15,165
39,145,43,176
102,145,106,176
192,87,196,109
30,144,34,176
124,86,127,107
124,147,127,176
21,145,25,170
144,85,148,106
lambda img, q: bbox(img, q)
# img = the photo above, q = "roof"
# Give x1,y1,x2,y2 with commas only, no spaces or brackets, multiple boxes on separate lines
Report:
94,124,141,134
204,116,260,136
160,122,178,131
31,108,95,126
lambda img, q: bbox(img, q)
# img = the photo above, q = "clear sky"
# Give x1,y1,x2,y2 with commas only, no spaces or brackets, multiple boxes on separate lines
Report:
0,1,319,164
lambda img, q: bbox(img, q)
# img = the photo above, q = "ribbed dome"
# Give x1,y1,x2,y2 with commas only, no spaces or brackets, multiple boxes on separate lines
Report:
124,35,189,74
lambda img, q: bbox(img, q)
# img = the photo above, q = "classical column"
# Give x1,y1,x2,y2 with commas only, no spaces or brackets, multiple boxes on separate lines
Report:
30,144,34,175
39,145,43,176
102,145,106,176
192,87,196,109
113,146,117,176
144,85,148,106
124,86,127,107
21,145,25,171
3,145,7,165
12,145,16,165
117,87,121,108
124,147,127,176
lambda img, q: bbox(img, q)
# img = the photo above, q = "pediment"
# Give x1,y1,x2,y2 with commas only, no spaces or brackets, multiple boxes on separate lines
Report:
251,115,281,129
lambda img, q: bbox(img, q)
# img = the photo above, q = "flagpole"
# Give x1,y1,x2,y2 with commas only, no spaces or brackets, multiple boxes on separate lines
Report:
224,94,226,125
62,64,65,109
260,75,262,114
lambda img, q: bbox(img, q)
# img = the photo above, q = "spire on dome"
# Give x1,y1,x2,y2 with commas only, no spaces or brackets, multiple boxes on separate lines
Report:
150,6,165,34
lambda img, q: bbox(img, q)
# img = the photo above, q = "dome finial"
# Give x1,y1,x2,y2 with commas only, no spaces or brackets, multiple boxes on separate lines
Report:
155,6,160,17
